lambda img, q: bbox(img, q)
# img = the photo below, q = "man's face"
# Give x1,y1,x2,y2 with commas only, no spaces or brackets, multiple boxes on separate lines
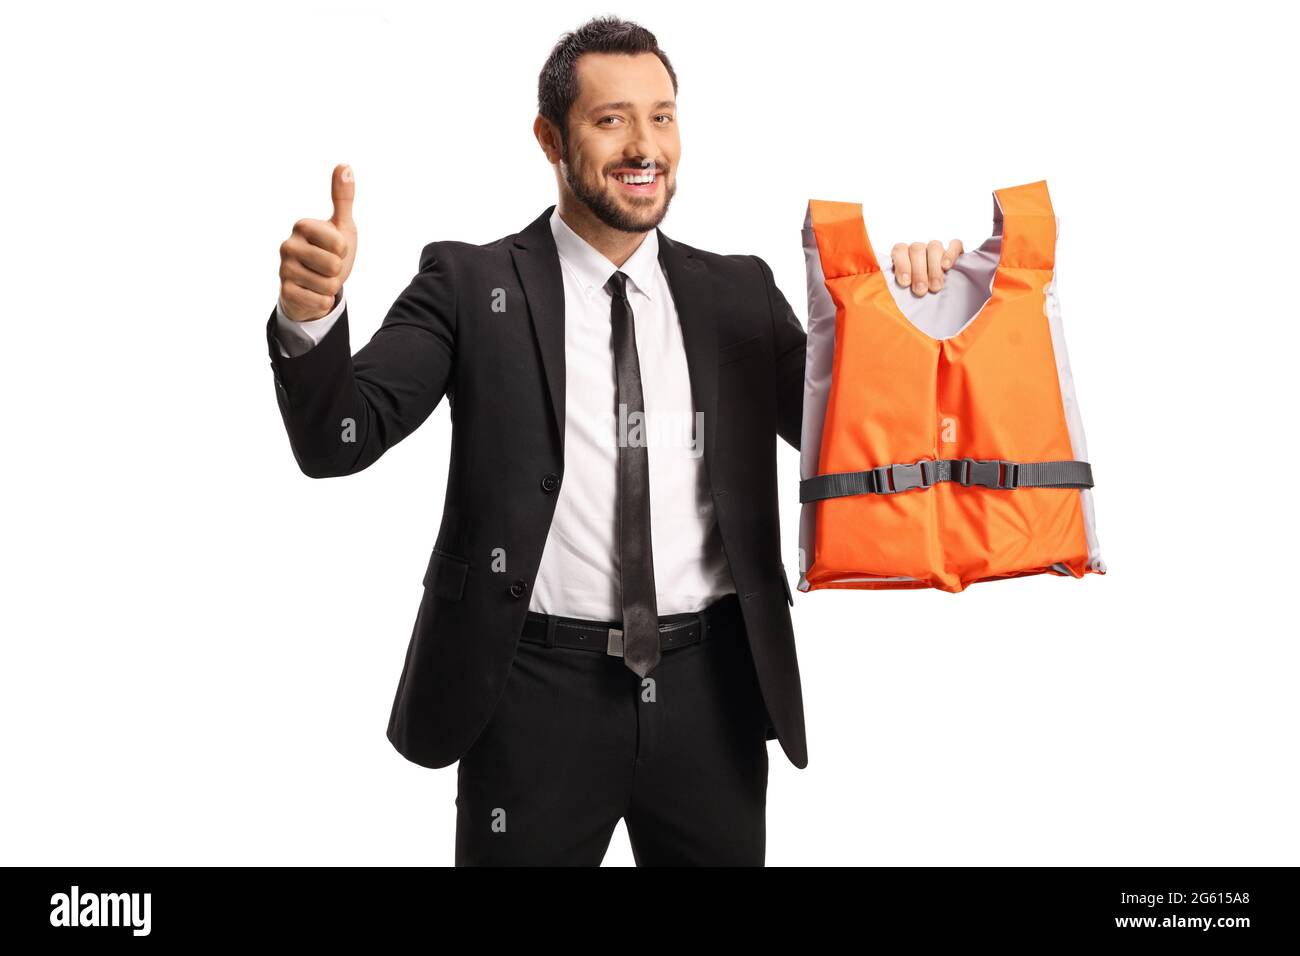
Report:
560,51,679,233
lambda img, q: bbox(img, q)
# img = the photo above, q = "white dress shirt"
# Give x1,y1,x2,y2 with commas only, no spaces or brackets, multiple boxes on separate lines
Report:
273,209,734,618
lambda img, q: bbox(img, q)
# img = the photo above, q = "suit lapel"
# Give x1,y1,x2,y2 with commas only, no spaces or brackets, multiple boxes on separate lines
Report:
656,228,718,474
511,206,567,451
511,207,719,474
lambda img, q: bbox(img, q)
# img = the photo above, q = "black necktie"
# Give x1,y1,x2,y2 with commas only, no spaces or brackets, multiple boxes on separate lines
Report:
605,271,661,678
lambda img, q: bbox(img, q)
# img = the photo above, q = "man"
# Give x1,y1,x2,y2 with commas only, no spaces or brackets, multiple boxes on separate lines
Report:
268,16,961,866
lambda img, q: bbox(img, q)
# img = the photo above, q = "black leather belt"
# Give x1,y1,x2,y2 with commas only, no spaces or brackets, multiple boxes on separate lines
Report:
521,592,742,658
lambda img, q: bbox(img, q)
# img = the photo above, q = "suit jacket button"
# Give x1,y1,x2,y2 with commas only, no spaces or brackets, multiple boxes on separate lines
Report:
540,473,561,493
509,579,528,598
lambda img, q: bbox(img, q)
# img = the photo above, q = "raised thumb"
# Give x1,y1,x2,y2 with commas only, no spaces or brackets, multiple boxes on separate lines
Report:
330,163,355,228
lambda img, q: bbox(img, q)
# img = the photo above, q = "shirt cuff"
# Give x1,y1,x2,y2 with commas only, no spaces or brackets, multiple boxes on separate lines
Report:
275,291,346,358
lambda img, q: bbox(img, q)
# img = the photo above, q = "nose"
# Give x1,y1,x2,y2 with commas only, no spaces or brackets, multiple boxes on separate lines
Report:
624,126,658,166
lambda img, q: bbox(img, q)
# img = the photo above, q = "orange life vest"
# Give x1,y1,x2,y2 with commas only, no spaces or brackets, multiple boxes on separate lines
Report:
797,180,1105,593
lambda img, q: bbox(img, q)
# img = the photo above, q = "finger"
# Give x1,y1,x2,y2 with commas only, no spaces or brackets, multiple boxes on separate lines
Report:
280,257,343,298
330,163,355,229
293,218,349,258
908,243,928,295
280,280,338,319
942,239,964,269
926,240,945,291
891,243,911,286
281,232,345,278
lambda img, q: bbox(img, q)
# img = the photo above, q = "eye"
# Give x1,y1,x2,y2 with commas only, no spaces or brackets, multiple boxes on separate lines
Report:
655,114,674,124
598,115,620,126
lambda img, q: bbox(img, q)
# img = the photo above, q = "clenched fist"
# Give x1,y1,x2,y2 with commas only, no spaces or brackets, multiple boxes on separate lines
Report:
278,163,357,322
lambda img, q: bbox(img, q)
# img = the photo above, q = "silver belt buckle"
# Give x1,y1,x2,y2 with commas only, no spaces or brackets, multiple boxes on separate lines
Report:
606,627,624,657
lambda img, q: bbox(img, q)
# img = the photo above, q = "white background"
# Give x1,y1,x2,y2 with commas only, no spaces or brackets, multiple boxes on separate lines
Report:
2,0,1296,866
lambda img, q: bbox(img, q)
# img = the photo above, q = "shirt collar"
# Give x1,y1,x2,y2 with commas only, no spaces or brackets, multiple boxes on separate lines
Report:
549,207,659,302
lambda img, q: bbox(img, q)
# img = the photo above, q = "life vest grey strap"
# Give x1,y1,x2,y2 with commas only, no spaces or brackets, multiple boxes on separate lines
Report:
799,458,1094,503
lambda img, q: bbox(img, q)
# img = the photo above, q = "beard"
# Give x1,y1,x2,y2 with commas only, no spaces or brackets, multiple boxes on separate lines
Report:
562,142,676,233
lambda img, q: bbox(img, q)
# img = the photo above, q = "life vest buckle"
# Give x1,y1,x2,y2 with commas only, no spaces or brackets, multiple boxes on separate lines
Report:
878,460,931,494
961,458,1019,489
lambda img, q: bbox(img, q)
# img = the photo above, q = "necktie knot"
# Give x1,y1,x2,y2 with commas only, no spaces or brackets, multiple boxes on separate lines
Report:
605,270,630,302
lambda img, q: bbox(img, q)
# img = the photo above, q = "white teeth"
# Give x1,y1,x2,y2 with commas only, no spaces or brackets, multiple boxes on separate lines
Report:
616,172,656,184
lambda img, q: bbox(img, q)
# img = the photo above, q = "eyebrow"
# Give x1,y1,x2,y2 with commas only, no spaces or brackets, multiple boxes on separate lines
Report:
588,100,676,113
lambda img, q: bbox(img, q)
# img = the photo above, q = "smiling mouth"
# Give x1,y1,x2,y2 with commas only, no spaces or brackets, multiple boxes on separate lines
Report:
609,169,660,196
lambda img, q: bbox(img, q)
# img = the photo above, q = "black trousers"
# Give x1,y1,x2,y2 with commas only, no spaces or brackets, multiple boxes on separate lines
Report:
454,593,770,866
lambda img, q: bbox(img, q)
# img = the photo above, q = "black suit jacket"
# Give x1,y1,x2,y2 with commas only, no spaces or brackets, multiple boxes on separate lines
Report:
266,204,810,769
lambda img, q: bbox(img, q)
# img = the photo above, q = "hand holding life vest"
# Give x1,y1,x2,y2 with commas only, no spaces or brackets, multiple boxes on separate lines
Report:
891,239,965,296
278,164,358,322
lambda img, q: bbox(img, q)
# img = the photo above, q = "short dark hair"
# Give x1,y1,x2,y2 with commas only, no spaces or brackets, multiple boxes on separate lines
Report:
537,16,678,155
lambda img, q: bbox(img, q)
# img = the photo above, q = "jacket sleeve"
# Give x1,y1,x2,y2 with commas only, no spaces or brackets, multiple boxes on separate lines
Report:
753,254,806,451
266,241,457,478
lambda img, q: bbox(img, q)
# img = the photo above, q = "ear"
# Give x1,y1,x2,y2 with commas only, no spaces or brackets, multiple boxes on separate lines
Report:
534,115,564,164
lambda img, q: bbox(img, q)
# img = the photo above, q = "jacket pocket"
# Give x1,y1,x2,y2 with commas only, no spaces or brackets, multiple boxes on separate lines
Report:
423,549,470,602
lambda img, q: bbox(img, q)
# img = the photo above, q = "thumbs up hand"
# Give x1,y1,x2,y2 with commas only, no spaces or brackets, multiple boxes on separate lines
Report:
278,164,358,322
